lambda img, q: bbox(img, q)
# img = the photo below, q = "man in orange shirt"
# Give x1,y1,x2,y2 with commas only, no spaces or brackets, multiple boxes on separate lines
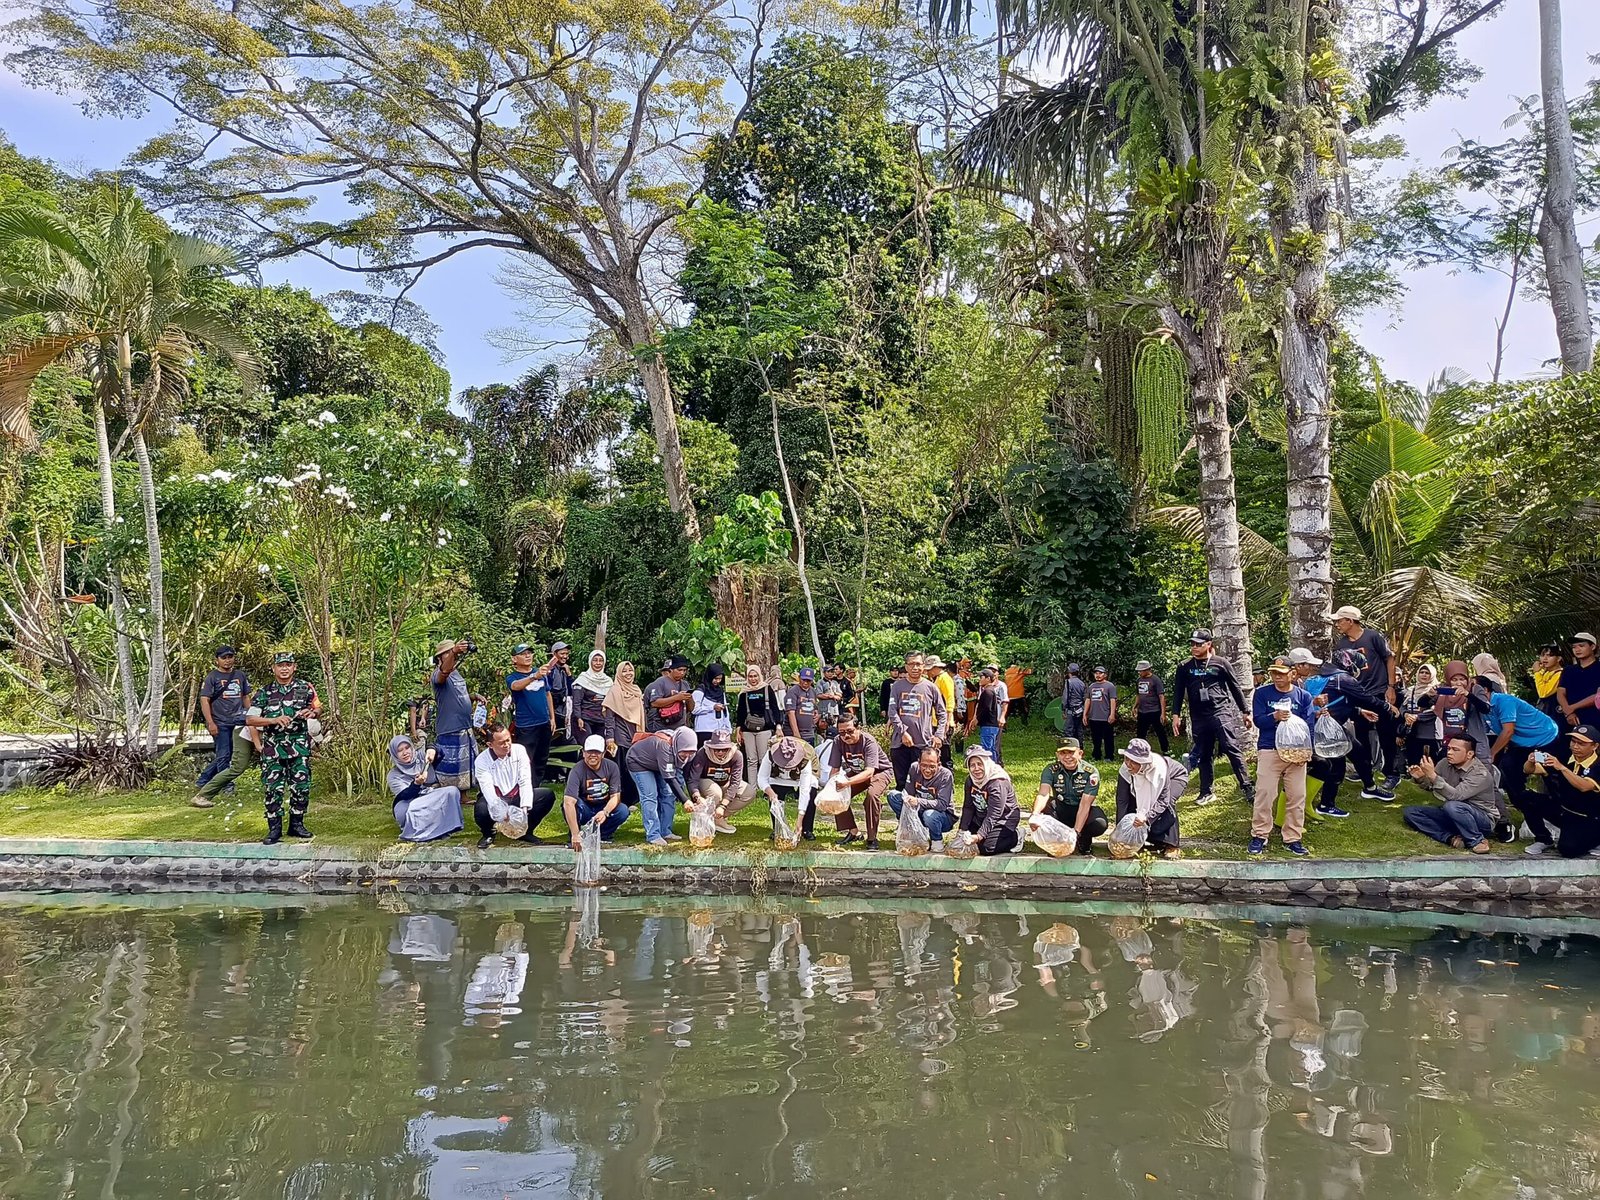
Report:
1005,663,1033,723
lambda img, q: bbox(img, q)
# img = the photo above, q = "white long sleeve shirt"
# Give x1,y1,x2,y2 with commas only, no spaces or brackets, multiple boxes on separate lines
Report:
474,743,533,816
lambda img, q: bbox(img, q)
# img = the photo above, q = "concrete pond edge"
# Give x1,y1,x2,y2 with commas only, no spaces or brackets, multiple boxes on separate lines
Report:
0,836,1596,913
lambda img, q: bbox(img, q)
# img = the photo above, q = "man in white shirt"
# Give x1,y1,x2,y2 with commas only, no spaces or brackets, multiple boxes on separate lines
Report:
472,724,556,849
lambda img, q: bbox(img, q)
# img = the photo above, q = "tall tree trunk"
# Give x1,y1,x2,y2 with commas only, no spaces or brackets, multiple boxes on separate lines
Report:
755,361,826,665
1189,363,1255,687
622,302,703,540
714,565,780,669
1537,0,1595,374
1278,28,1336,654
93,397,139,739
131,427,166,754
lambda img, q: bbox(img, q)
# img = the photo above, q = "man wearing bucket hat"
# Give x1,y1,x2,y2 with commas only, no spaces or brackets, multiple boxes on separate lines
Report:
1114,738,1188,858
687,730,756,835
430,637,477,791
245,652,321,844
955,745,1021,855
758,733,820,840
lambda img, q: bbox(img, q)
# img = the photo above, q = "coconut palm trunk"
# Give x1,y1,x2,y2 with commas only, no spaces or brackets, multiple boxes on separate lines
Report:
1537,0,1595,374
130,427,166,752
92,395,140,739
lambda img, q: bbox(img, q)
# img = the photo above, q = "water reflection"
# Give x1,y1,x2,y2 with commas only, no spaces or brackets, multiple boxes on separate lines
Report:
0,894,1596,1198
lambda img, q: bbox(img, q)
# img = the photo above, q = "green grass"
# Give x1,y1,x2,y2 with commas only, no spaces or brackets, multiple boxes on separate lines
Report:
0,721,1517,861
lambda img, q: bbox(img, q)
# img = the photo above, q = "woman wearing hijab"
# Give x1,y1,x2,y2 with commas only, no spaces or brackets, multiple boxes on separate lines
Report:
1435,660,1493,764
572,650,615,743
735,664,780,787
602,660,647,805
956,745,1021,855
386,734,465,842
1114,738,1189,858
1401,662,1441,767
692,662,732,744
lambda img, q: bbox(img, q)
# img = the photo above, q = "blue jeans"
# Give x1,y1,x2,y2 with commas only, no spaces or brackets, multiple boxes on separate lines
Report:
573,797,631,841
196,723,239,787
887,791,956,843
1403,800,1494,849
978,726,1001,756
631,771,678,841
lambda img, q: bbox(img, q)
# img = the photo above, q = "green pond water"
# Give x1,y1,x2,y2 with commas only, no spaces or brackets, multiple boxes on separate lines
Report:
0,892,1597,1199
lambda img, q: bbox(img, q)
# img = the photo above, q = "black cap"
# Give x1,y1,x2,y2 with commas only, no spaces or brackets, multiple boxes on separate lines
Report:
1569,723,1600,742
215,645,237,657
1190,629,1213,645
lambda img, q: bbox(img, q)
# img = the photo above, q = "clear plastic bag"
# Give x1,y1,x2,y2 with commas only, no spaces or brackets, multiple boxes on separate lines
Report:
1109,813,1148,859
1313,711,1353,759
895,804,931,856
689,801,717,848
1034,922,1081,968
1275,712,1314,764
494,806,529,840
770,799,800,850
1028,813,1078,857
573,815,603,887
943,834,979,860
814,783,850,817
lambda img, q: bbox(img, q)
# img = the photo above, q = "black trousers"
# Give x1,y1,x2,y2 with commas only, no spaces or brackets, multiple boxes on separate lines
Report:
1087,719,1116,759
514,724,552,790
1309,753,1345,810
1056,803,1109,854
1191,714,1250,795
1135,711,1169,752
957,808,1019,855
890,743,923,789
474,787,556,840
1350,707,1400,787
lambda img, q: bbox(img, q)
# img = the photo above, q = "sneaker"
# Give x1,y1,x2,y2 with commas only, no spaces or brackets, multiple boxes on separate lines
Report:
1195,792,1215,807
1247,837,1267,855
1525,841,1550,856
1471,841,1492,855
1285,841,1310,856
1315,803,1351,819
1344,768,1363,784
1588,847,1600,858
714,819,737,835
647,837,668,847
1358,786,1392,801
190,795,215,809
476,835,493,850
663,833,683,843
929,840,944,854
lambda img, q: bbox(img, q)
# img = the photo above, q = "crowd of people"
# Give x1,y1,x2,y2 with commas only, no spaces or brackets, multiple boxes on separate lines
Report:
186,608,1600,862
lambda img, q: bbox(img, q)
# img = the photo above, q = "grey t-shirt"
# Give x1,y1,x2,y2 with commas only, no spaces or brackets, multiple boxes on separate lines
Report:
564,757,622,806
1134,675,1164,714
1086,681,1117,722
643,675,689,732
888,679,949,748
201,668,250,725
903,764,955,813
785,685,819,739
432,667,473,735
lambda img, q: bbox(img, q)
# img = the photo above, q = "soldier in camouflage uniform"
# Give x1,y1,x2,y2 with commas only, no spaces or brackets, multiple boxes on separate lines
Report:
247,651,322,844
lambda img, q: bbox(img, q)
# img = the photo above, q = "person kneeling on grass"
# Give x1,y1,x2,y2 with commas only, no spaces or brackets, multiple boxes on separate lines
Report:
563,735,630,851
1115,738,1187,859
826,715,893,848
956,745,1021,855
759,734,819,840
888,746,957,851
1521,723,1600,858
1032,737,1107,854
1402,733,1503,854
473,723,557,849
687,730,757,835
385,734,465,843
192,709,263,808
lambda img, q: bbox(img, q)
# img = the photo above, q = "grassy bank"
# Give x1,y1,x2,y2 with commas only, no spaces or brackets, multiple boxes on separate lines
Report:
0,723,1519,860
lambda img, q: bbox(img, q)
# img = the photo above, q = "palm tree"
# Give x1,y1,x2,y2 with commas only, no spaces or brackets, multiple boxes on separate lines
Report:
1536,0,1594,374
928,0,1263,681
0,191,257,750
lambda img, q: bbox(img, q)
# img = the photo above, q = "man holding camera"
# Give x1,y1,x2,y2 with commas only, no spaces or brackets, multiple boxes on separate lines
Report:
431,638,477,790
547,641,574,742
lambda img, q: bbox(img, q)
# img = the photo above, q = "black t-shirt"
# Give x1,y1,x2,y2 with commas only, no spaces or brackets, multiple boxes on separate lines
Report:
1334,628,1392,693
976,684,1003,727
1560,661,1600,709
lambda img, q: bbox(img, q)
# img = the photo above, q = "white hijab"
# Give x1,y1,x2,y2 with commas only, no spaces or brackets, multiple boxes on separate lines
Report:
1128,756,1169,820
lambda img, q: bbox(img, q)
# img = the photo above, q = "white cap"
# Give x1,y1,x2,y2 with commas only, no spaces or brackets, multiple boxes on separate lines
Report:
1331,605,1363,622
583,734,606,753
1286,648,1323,666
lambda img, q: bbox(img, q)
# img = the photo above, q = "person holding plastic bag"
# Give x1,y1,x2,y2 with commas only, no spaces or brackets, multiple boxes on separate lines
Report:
758,734,819,842
825,715,894,848
686,730,756,834
1031,736,1107,854
562,735,630,851
887,746,957,851
1288,648,1389,819
472,724,557,849
954,745,1021,855
1247,657,1316,856
1113,738,1188,858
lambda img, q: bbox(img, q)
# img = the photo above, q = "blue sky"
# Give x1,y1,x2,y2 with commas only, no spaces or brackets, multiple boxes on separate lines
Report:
2,2,1596,394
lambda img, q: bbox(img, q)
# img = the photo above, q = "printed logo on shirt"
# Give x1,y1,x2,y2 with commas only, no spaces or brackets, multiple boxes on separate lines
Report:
1090,686,1107,703
842,752,866,776
900,693,924,719
707,765,734,786
585,777,610,803
1137,680,1153,695
799,697,816,715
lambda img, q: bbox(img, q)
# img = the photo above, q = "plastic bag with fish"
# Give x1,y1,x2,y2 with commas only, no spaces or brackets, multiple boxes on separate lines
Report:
1313,711,1353,759
943,834,979,860
493,806,529,840
689,800,717,848
1027,813,1078,857
1275,712,1314,764
1108,813,1148,859
895,804,931,856
813,782,850,816
770,799,800,850
573,815,603,887
1034,923,1081,969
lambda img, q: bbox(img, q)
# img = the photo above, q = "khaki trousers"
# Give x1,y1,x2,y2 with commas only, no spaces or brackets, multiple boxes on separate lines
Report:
1253,749,1307,842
